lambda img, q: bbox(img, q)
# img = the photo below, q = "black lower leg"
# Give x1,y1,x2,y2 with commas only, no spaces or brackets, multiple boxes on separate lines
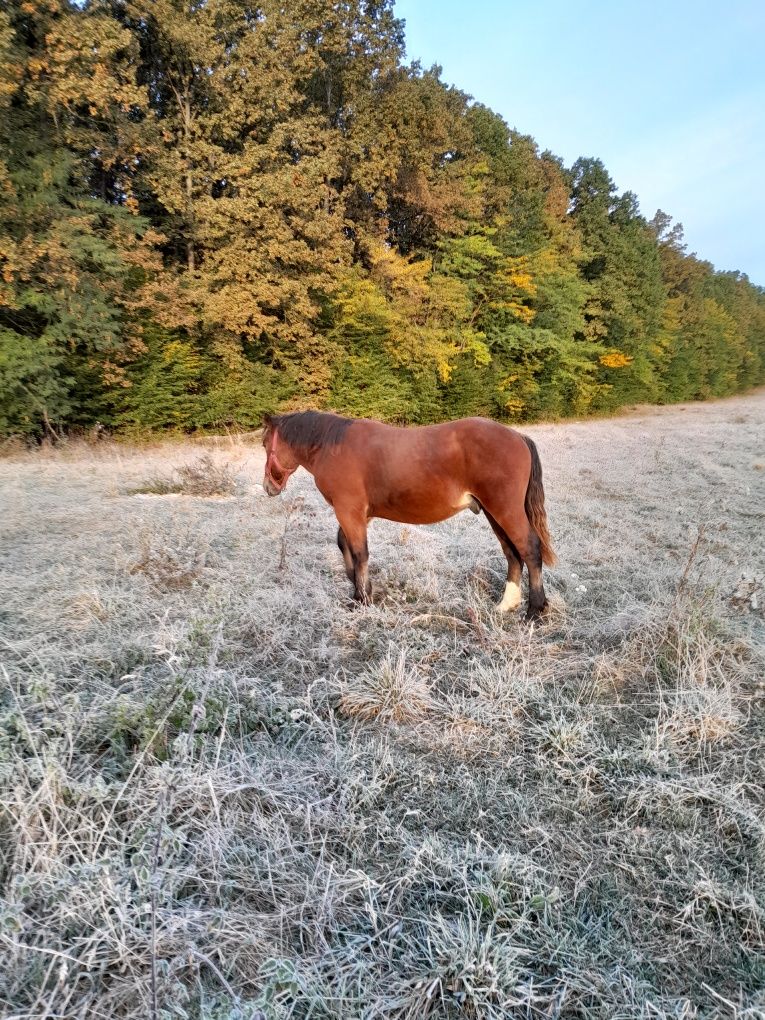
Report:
337,527,354,581
525,533,548,621
351,541,372,604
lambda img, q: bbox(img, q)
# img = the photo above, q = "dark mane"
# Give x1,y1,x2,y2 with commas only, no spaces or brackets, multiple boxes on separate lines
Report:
264,410,354,455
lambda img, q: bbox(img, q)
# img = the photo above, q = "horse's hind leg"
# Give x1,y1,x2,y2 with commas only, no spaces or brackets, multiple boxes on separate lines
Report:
337,527,354,582
485,505,548,621
482,508,523,611
335,513,372,604
521,530,548,622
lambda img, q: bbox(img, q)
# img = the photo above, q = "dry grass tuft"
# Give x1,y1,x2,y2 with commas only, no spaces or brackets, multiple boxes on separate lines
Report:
128,526,209,589
337,646,436,722
660,624,745,748
62,591,110,628
131,453,237,497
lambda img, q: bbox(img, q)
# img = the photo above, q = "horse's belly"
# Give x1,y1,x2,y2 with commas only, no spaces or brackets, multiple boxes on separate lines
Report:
372,490,476,525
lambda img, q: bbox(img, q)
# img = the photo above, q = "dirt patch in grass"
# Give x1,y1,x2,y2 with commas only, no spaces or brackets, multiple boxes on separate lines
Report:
1,392,764,1018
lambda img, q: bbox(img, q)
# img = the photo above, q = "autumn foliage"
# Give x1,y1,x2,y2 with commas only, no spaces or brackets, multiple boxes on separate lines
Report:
1,0,763,436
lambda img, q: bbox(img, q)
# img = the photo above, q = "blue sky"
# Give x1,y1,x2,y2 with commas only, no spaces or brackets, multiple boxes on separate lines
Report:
394,0,765,285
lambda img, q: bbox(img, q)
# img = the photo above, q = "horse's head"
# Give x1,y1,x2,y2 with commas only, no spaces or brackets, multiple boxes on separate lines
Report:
262,415,299,496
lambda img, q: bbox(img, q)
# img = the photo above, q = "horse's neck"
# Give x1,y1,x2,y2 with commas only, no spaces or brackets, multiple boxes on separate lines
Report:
290,444,316,473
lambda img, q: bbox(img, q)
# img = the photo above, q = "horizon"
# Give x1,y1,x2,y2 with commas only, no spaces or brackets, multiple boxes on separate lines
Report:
395,0,765,287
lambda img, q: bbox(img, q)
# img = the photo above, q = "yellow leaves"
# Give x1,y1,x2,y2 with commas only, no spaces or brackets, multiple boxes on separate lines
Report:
503,394,525,415
0,238,16,287
599,350,634,369
492,300,535,324
334,273,391,330
27,56,48,79
332,247,493,387
501,262,536,295
498,373,527,415
436,356,453,383
368,240,430,302
515,304,536,324
480,254,538,323
662,295,683,333
162,340,197,368
0,79,17,103
508,271,535,291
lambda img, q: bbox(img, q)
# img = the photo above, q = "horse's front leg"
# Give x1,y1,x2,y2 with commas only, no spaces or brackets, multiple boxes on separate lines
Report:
337,527,354,582
335,513,371,604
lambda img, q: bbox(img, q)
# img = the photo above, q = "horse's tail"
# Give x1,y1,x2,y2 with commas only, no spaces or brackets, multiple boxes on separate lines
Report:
521,435,556,566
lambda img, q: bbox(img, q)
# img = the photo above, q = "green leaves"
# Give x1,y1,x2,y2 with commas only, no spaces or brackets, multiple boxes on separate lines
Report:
0,329,72,436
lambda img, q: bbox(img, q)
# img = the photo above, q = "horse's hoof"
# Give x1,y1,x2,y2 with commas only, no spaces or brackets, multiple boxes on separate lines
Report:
525,601,548,623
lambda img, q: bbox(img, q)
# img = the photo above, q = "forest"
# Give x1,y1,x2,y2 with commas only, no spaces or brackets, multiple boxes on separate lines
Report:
1,0,764,437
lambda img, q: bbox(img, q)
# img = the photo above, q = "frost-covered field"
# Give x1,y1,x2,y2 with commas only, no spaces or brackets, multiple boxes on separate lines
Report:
1,393,764,1019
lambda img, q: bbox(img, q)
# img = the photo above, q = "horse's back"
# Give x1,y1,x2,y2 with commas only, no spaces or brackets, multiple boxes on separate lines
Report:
323,416,530,524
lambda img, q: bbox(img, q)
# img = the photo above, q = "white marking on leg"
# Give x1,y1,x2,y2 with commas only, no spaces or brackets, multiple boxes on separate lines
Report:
498,581,521,611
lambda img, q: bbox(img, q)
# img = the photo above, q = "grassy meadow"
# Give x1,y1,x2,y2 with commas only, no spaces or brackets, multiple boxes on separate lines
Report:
1,393,764,1019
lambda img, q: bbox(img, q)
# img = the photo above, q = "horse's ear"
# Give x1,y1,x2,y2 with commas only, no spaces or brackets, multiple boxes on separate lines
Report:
260,414,273,445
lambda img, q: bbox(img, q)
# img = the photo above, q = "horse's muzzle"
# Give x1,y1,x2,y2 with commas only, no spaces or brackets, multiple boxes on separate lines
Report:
263,474,283,497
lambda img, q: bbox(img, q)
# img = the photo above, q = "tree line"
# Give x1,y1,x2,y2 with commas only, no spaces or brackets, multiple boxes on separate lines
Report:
1,0,763,437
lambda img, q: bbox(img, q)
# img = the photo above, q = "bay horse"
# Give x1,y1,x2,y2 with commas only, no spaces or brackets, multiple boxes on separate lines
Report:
262,411,555,620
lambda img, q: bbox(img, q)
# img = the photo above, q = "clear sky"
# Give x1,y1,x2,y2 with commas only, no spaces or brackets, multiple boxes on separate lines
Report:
394,0,765,285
